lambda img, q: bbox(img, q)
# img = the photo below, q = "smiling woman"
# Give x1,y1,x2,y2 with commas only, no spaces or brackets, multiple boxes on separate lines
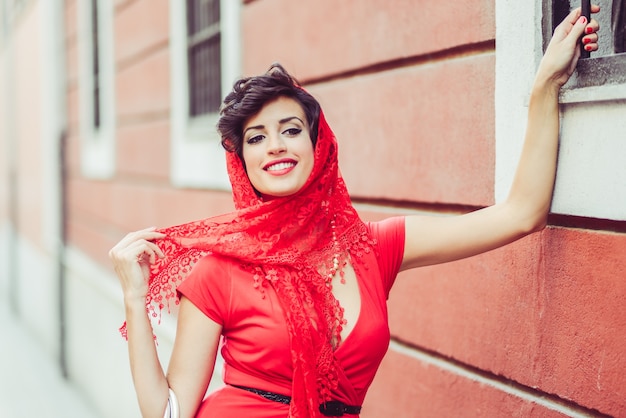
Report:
109,10,602,416
241,97,315,198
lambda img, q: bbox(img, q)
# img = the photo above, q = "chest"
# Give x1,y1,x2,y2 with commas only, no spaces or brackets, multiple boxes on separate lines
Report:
221,256,390,365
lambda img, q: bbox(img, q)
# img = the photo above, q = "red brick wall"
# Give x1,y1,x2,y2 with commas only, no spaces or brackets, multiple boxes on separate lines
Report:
64,0,234,267
242,0,495,207
62,0,626,416
309,57,494,206
378,228,626,416
241,1,626,417
242,0,494,81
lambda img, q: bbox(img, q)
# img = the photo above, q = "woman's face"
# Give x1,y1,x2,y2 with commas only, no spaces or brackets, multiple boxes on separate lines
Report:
242,96,315,198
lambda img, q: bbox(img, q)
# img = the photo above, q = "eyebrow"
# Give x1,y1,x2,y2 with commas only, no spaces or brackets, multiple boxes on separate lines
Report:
243,116,305,136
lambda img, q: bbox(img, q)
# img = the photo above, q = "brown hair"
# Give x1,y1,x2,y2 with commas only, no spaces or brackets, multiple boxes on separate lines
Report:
218,63,321,158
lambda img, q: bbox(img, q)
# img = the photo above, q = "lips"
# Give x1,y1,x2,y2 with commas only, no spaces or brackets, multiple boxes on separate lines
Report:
266,162,295,172
264,159,297,172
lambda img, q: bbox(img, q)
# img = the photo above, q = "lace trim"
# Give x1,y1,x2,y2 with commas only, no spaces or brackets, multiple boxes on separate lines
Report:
119,109,369,417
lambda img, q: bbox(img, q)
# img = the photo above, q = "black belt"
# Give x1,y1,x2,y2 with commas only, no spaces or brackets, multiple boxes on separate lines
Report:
230,384,362,416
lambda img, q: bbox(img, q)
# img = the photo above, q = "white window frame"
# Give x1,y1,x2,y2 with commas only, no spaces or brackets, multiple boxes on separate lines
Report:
169,0,241,189
76,0,115,179
495,0,626,221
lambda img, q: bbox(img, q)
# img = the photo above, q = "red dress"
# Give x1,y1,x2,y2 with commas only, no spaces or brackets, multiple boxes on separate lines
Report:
177,216,405,417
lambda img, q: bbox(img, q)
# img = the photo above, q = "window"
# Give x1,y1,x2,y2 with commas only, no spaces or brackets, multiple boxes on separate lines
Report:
90,0,101,129
613,0,625,53
495,0,626,221
546,0,626,90
187,0,222,116
77,0,115,179
549,0,626,54
170,0,241,188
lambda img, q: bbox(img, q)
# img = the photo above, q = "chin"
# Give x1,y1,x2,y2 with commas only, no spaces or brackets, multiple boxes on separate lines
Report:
260,185,305,199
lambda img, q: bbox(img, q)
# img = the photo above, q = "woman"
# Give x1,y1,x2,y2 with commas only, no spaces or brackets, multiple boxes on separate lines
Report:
109,7,600,418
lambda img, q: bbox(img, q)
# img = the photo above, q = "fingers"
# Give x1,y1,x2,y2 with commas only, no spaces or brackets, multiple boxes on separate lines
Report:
122,226,166,244
563,4,600,25
556,4,600,33
582,31,599,52
580,16,600,53
109,227,167,262
537,4,601,87
556,11,599,54
552,9,585,43
125,239,164,264
571,14,591,39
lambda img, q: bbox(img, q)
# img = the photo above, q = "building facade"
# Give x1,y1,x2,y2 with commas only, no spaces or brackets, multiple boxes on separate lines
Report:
1,0,625,417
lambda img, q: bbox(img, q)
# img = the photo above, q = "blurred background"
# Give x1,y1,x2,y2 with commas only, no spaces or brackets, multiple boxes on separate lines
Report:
1,0,625,417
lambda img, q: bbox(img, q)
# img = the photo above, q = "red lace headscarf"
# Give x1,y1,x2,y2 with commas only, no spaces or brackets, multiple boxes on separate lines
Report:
122,73,375,417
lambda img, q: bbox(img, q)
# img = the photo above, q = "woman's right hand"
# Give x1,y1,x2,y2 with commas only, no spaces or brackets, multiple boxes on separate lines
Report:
109,227,166,302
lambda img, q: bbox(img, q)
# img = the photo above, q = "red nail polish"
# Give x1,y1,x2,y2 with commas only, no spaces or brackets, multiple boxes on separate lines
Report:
579,16,587,25
586,26,594,34
583,37,592,44
585,44,592,51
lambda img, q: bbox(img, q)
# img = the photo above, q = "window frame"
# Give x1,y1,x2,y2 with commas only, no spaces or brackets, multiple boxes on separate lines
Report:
77,0,115,179
544,0,626,95
186,0,222,117
495,0,626,221
169,0,241,189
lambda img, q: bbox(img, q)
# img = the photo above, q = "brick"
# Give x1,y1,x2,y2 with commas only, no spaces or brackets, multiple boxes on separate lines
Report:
67,217,118,268
67,179,235,265
115,47,170,117
64,0,78,49
67,179,234,237
115,0,132,8
114,0,169,66
67,179,115,227
363,349,570,418
116,119,171,180
153,188,235,227
64,37,79,90
63,130,81,174
309,54,495,206
242,0,495,80
64,6,79,88
65,41,80,89
388,226,626,415
66,87,80,134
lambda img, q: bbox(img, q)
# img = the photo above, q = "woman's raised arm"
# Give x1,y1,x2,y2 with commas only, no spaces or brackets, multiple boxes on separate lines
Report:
401,6,600,271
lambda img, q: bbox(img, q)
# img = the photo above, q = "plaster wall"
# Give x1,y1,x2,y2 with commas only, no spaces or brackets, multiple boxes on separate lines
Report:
0,1,61,355
496,0,626,221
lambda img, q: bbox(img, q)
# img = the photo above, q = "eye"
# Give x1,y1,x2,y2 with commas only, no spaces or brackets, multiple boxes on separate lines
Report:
283,128,302,137
246,135,264,145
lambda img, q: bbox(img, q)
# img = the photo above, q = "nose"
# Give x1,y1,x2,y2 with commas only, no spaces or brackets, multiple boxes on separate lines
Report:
266,133,286,154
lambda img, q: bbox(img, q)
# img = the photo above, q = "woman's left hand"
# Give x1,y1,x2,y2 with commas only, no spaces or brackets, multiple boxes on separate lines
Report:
537,5,600,89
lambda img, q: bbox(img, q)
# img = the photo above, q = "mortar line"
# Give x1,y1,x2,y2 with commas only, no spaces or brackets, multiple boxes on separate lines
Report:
303,40,495,87
389,339,610,417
